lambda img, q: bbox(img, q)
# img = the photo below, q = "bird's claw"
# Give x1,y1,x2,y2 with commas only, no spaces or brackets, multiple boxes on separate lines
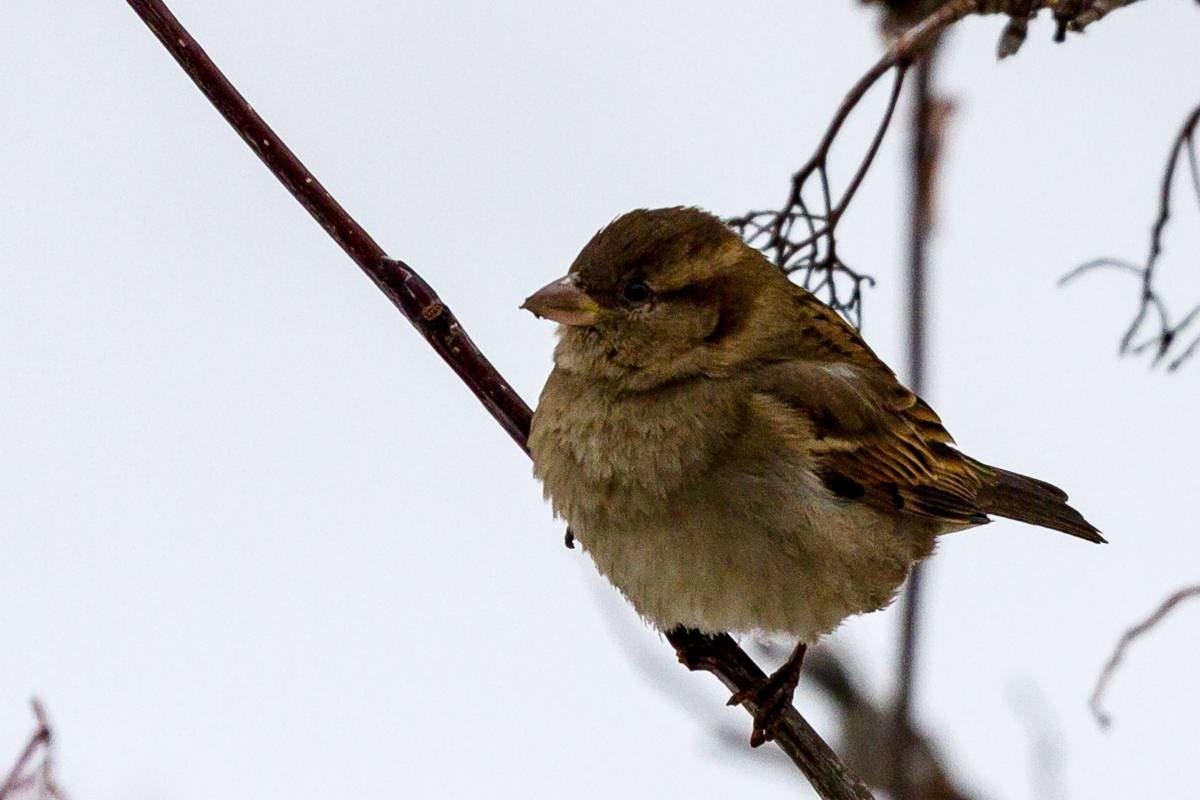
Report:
727,669,800,748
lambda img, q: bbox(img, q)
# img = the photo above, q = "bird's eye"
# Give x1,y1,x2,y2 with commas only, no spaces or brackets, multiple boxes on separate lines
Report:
622,281,651,303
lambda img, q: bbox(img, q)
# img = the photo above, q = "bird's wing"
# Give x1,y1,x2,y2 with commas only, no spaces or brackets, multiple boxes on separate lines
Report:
752,357,987,528
766,286,959,444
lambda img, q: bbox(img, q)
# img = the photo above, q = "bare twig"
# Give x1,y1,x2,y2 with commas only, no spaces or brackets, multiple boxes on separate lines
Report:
735,0,1147,327
123,2,530,449
123,1,873,796
0,701,66,800
1062,105,1200,371
1089,584,1200,728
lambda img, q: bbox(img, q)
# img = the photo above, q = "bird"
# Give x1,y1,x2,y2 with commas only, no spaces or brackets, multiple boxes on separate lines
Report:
522,206,1103,747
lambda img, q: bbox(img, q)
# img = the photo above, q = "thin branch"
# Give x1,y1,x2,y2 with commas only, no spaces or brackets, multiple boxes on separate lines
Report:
1058,257,1143,283
1089,584,1200,729
803,648,977,800
0,700,66,800
1063,104,1200,370
124,1,530,450
733,0,1147,327
123,1,871,796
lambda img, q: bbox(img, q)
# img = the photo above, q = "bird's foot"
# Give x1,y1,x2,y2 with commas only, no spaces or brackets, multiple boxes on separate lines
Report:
727,643,806,748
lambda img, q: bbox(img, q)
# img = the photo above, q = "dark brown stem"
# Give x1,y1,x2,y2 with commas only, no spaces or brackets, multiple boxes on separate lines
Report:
123,1,871,796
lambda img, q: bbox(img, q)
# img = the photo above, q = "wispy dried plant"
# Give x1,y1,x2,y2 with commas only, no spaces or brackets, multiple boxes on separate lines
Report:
1062,105,1200,371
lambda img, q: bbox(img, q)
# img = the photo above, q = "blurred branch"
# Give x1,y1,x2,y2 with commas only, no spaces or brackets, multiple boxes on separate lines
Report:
1007,679,1066,800
1090,584,1200,728
124,1,874,796
1062,104,1200,371
893,44,948,800
732,0,1148,328
0,700,66,800
805,649,976,800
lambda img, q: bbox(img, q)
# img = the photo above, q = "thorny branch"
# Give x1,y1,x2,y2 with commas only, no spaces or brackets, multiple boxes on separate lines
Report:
732,0,1146,329
1089,584,1200,728
1061,105,1200,371
0,701,66,800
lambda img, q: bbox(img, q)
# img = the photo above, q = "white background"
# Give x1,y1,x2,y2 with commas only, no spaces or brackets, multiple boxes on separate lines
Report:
2,2,1198,798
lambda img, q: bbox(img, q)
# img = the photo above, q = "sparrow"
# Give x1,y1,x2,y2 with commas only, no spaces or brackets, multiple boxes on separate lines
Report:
523,207,1102,746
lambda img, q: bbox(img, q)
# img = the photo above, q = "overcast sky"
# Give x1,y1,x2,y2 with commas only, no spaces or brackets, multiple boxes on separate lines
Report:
3,2,1199,798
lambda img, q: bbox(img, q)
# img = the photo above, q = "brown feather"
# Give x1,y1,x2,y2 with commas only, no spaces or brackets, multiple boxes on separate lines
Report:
754,357,985,530
967,459,1105,542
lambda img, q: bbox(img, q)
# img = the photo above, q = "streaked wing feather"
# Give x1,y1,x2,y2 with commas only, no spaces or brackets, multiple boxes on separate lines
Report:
754,357,985,528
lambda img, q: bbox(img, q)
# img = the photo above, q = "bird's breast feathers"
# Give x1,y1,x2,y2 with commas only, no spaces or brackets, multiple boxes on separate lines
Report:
528,368,938,638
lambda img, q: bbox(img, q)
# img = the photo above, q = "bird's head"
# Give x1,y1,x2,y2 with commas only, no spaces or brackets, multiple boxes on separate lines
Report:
522,207,787,389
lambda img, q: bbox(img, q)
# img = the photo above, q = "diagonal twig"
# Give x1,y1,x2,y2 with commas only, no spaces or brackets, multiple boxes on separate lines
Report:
124,2,531,450
1089,584,1200,728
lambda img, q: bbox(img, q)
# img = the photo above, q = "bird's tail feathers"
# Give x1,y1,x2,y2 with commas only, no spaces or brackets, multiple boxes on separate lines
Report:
968,458,1106,544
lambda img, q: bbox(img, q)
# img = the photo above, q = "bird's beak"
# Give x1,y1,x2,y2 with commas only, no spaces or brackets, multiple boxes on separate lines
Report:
521,274,601,327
